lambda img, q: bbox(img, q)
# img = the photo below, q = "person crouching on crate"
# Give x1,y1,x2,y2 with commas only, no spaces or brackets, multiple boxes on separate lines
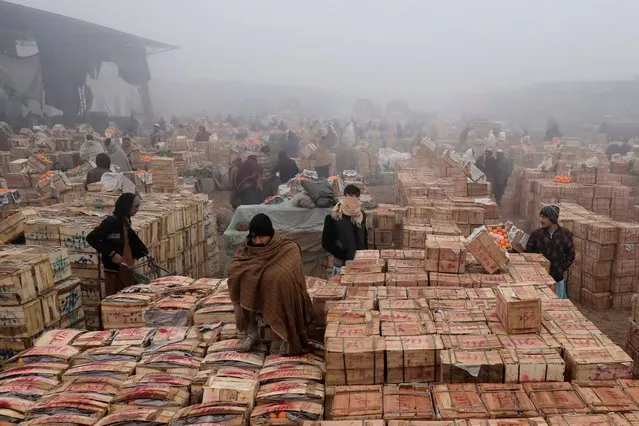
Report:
526,205,575,299
321,184,368,277
86,193,149,297
228,213,313,355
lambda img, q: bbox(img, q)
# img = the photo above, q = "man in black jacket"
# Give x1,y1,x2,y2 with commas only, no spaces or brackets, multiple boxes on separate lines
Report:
86,193,148,296
321,184,368,276
273,150,300,183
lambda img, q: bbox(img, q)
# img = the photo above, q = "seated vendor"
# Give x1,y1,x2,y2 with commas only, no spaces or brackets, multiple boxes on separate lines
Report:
228,213,313,355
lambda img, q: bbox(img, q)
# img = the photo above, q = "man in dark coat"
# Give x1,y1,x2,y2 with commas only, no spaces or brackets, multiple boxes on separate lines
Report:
492,149,509,206
476,148,496,183
273,151,300,183
526,205,575,298
322,184,368,276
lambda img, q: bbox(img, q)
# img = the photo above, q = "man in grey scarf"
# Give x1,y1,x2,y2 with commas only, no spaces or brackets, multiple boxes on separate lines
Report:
104,138,132,172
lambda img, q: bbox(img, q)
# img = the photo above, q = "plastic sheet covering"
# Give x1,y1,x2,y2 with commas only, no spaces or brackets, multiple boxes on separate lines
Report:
223,200,331,277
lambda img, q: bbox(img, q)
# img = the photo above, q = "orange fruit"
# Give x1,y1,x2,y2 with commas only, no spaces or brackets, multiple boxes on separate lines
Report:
278,412,287,419
269,413,278,419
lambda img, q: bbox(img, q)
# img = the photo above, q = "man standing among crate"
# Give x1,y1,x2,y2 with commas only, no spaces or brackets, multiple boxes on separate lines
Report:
526,205,575,298
258,145,276,196
322,184,368,276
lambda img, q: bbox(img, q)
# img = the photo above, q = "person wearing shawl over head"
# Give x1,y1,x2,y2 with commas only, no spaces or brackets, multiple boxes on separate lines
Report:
228,213,313,355
86,193,149,297
526,205,575,298
321,184,368,276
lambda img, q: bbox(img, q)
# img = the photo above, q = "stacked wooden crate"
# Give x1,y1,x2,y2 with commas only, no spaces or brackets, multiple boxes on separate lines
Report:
172,151,200,174
0,192,216,328
561,204,639,309
150,156,179,192
0,245,62,360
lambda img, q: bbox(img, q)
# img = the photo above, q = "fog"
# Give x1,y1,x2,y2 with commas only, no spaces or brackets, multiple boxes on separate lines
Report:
9,0,639,114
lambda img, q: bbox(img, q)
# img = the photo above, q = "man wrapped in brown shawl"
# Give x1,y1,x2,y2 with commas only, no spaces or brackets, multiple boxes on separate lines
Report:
228,213,313,355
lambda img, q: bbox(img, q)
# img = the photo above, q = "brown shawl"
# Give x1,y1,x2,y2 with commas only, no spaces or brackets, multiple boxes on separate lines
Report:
228,234,313,354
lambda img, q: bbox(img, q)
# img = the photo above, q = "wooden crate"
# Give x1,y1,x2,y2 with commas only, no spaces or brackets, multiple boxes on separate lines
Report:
101,293,160,329
580,289,611,310
440,349,504,383
40,290,60,327
256,379,325,405
385,335,443,383
325,336,385,386
381,321,435,336
572,381,638,413
330,385,383,420
387,422,470,426
564,346,633,381
203,368,259,410
546,413,630,426
440,335,501,351
383,384,434,420
495,285,541,334
170,402,249,426
523,382,590,416
431,383,488,419
478,383,538,418
497,334,560,351
0,298,44,337
0,262,39,306
500,348,566,383
468,420,548,426
55,277,83,317
143,294,197,327
464,228,509,274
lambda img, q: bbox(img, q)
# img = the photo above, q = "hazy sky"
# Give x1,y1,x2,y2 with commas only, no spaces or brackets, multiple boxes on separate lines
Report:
9,0,639,102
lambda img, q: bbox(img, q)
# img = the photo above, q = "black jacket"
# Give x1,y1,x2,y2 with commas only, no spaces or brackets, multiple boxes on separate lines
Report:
86,215,148,272
322,212,368,263
526,226,575,282
274,157,300,183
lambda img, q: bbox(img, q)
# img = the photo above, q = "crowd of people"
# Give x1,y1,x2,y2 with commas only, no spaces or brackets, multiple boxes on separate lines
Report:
79,134,140,189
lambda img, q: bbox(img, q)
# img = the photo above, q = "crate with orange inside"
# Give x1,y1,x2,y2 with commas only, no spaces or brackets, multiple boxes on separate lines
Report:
553,175,573,183
485,224,512,251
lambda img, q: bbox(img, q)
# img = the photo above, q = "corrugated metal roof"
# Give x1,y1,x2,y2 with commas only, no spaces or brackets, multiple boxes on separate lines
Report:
0,0,177,53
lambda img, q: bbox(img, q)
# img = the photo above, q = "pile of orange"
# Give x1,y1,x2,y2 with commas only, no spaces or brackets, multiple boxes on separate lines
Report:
486,225,510,250
268,413,288,419
38,170,56,182
35,153,52,164
553,175,572,183
141,155,154,163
